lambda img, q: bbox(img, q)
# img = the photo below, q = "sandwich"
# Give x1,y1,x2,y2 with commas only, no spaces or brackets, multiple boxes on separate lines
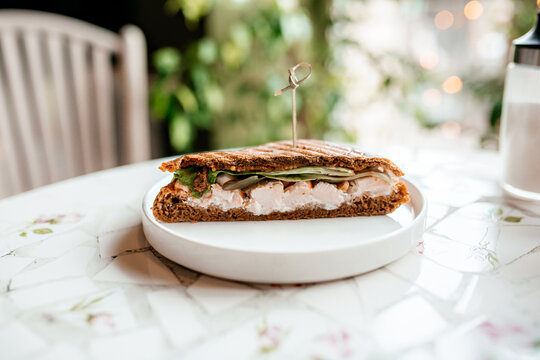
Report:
152,140,410,222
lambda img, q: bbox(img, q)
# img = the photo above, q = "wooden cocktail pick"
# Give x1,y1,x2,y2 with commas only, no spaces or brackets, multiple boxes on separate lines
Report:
274,62,312,148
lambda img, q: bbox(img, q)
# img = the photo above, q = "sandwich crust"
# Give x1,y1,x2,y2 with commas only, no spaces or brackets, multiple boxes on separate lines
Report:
159,139,405,176
152,181,410,223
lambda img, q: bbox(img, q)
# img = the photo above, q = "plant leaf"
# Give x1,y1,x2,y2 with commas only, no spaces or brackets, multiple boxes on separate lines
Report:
150,87,172,121
198,38,218,64
169,114,193,152
175,85,198,113
153,47,181,75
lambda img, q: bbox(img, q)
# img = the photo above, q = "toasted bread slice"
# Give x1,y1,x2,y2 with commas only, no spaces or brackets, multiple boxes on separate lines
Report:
159,139,404,175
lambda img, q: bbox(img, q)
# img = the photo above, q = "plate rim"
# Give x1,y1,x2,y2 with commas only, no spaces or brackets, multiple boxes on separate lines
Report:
142,175,426,255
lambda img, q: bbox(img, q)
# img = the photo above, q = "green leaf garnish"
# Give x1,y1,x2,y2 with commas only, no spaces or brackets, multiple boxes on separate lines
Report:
173,166,199,187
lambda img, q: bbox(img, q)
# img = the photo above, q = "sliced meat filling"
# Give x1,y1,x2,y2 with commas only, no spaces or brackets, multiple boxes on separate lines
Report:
170,174,398,215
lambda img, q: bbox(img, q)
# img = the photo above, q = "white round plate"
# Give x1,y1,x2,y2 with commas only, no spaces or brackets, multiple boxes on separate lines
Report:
142,177,427,284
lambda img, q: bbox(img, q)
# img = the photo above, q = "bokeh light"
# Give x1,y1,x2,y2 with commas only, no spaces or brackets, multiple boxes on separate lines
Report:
442,76,463,94
422,88,442,107
419,51,439,69
464,1,484,20
434,10,454,30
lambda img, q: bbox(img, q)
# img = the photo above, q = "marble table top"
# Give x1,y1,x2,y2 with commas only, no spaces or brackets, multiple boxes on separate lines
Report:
1,147,539,360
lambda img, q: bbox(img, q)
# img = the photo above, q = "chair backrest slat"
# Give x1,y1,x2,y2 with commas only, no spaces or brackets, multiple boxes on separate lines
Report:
0,69,26,193
120,26,150,164
47,34,80,177
69,41,97,173
1,30,47,188
0,11,119,52
23,30,63,182
93,48,117,169
0,10,151,199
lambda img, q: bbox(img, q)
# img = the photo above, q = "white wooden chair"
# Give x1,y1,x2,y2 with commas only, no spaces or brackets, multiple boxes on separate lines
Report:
0,10,151,198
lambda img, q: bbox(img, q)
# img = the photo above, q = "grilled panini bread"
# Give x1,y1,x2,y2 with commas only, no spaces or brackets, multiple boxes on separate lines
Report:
153,140,410,222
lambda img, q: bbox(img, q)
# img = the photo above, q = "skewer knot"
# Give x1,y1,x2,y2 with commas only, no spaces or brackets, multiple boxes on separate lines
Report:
274,62,312,96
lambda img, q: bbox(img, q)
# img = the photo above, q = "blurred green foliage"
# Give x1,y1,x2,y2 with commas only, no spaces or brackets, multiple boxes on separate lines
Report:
151,0,537,153
151,0,345,154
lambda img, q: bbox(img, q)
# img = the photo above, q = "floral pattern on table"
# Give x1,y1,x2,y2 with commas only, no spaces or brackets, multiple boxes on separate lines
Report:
41,289,137,334
0,212,87,258
256,319,289,353
0,150,539,360
17,213,85,237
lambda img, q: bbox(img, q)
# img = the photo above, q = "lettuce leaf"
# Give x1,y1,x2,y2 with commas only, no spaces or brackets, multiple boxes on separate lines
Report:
172,166,209,198
173,166,198,187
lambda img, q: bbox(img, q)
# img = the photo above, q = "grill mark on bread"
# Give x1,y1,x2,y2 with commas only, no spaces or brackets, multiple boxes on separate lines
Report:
271,143,324,157
303,142,359,156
